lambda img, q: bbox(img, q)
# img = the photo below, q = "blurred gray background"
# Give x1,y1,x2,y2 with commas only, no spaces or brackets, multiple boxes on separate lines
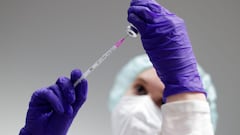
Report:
0,0,239,134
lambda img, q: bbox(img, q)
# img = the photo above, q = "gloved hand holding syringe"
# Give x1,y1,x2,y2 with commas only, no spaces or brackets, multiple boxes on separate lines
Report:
74,25,138,87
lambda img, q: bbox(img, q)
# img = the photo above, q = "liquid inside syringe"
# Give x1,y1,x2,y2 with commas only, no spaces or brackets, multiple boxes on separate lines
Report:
74,25,138,87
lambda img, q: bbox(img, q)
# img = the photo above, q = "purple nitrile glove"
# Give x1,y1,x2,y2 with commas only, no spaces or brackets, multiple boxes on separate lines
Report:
19,69,88,135
127,0,206,101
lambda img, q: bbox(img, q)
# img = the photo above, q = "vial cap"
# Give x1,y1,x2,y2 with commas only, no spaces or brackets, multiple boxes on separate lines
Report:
126,25,138,38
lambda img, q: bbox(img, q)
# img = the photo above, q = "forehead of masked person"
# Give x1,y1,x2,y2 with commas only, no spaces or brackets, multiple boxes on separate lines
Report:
124,67,165,107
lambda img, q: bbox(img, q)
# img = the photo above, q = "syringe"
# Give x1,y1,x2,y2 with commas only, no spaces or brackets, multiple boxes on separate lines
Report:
74,25,138,87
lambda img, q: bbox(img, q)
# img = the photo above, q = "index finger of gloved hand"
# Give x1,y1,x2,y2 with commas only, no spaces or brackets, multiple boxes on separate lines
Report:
56,76,76,104
131,0,158,5
70,69,83,83
128,13,146,34
130,0,173,15
30,88,64,114
128,6,156,24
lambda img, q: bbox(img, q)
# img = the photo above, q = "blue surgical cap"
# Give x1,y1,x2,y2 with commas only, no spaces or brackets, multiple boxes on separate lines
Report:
108,54,218,131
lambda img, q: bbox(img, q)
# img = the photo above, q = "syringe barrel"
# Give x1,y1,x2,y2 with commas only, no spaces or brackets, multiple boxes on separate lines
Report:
74,25,138,88
74,45,117,87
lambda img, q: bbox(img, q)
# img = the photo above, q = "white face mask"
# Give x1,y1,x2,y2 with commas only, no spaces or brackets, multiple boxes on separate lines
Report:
111,95,162,135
